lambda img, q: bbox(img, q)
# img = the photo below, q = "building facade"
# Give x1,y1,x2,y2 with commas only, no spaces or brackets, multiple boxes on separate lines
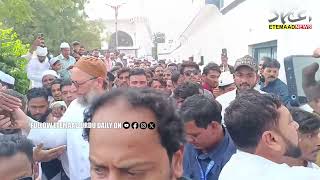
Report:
168,0,319,82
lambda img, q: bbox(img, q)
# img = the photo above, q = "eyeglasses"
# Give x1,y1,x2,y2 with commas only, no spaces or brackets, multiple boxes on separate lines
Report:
72,77,97,89
184,70,200,76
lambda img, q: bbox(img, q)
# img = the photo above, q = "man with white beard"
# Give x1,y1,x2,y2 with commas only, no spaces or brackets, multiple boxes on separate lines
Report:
0,56,106,180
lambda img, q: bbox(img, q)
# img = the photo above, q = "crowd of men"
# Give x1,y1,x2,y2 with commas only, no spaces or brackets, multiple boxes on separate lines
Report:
0,36,320,180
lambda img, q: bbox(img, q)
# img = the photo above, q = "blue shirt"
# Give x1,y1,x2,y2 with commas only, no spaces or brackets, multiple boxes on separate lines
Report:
183,129,236,180
260,78,291,106
55,54,76,80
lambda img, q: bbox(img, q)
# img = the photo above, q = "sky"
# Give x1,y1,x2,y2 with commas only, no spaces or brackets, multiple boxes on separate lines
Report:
85,0,194,40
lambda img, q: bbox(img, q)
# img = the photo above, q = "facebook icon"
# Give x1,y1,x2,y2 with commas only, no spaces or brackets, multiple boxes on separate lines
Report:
131,122,139,129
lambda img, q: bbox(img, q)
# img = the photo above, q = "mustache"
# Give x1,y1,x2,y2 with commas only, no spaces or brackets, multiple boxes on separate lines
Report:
268,76,276,79
312,147,320,153
240,83,250,86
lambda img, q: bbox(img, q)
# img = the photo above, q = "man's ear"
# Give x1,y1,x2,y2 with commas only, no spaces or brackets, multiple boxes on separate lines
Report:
261,131,282,152
171,145,184,179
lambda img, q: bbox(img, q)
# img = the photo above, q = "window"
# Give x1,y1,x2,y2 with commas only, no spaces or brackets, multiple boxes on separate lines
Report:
250,40,277,63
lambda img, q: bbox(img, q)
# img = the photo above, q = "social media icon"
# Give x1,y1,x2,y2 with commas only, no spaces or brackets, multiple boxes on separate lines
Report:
148,122,156,129
140,122,147,129
131,122,139,129
123,122,130,129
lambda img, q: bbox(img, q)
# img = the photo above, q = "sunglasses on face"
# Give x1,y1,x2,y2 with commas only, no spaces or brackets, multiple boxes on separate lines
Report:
183,70,200,76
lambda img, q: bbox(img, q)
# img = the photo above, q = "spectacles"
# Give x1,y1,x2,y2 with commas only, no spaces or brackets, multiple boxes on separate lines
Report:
72,77,97,89
184,70,200,76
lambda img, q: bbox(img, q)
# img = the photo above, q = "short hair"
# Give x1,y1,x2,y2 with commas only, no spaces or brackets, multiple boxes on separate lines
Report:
260,56,272,63
168,63,178,68
289,107,320,134
158,60,166,64
0,80,14,89
27,87,49,102
262,59,280,69
115,62,123,68
180,61,200,74
145,69,154,78
203,63,221,75
171,71,181,84
149,78,167,87
51,79,62,87
180,94,222,128
129,68,146,78
110,66,121,74
60,79,73,91
117,67,130,78
0,134,33,162
174,81,201,100
83,88,185,160
4,89,27,111
72,41,80,46
225,90,282,150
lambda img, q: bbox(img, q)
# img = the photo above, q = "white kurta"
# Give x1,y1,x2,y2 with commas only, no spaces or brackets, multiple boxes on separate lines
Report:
24,52,50,88
28,99,90,180
219,151,320,180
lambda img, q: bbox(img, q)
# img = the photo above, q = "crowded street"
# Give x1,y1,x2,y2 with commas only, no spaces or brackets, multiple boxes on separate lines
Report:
0,0,320,180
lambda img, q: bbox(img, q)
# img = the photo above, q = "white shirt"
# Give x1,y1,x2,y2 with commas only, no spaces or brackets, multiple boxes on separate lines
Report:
300,104,314,113
216,87,265,124
28,99,90,180
307,162,320,169
24,52,50,88
219,151,320,180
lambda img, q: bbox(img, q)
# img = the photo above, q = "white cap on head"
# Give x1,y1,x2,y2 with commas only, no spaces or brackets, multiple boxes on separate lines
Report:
219,71,234,87
60,42,70,49
49,57,60,66
0,71,15,85
50,101,67,109
41,70,60,80
36,46,48,56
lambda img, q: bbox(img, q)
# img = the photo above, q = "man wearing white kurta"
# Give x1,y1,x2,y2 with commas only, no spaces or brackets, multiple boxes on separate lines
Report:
219,91,320,180
28,56,107,180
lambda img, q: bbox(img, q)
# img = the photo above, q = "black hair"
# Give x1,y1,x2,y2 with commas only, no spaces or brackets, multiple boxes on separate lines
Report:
83,88,185,160
149,78,167,87
145,69,154,78
110,66,121,74
262,59,280,69
4,89,27,111
0,80,14,89
171,71,181,84
174,81,201,100
115,62,123,68
60,79,73,91
129,68,147,78
117,67,130,78
180,94,222,128
27,87,49,101
51,79,62,87
168,63,178,68
225,90,282,150
0,134,34,162
180,61,200,75
289,107,320,134
202,62,221,75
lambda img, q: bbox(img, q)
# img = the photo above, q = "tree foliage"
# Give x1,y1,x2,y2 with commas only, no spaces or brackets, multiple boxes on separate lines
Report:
0,28,30,94
0,0,105,54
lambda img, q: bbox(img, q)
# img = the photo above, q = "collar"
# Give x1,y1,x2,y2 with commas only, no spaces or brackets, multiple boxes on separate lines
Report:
196,127,233,161
202,82,213,91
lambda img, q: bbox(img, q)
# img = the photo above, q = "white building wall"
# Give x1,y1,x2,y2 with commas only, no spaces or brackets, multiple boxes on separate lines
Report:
169,0,320,82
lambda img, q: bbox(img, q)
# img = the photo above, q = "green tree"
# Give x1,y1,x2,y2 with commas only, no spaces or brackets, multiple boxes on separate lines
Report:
0,0,105,55
0,27,30,94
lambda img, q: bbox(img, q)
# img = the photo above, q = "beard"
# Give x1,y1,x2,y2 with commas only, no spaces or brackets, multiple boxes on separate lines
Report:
27,109,51,123
78,89,99,107
282,133,302,158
